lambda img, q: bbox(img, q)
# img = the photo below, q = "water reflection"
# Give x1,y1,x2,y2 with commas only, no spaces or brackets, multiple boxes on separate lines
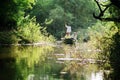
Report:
91,71,103,80
0,45,112,80
0,45,54,80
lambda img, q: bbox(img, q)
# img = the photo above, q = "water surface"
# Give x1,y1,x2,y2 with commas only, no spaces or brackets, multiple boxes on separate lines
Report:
0,45,109,80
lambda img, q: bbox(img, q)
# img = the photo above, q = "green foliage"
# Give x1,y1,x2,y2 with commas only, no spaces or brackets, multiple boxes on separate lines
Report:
49,5,65,21
0,0,35,30
16,16,55,44
0,15,55,44
16,16,41,43
88,21,118,69
28,0,54,23
44,19,53,25
28,0,97,39
0,31,19,44
93,0,120,79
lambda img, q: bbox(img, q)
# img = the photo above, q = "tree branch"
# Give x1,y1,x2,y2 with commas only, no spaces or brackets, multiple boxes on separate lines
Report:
93,0,112,18
98,17,120,22
93,0,113,21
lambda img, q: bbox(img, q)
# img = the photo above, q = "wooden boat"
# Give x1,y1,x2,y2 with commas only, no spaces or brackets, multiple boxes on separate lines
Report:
61,32,77,45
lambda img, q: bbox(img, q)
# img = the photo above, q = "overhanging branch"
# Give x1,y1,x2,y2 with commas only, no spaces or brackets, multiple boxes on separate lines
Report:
93,0,113,21
97,17,120,22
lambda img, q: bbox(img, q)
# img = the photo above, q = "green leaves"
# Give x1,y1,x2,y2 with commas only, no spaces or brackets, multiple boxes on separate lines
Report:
27,0,98,39
0,0,35,30
16,16,55,43
16,16,41,43
45,19,53,25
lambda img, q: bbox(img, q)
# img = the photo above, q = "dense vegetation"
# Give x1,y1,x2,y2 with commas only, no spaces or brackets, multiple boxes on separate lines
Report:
0,0,98,43
0,0,55,44
90,0,120,79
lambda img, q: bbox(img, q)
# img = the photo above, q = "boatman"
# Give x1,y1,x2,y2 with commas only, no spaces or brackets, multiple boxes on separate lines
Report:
65,24,71,38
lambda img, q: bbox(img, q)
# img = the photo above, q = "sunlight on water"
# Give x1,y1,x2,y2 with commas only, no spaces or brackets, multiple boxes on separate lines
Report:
91,71,103,80
27,74,34,80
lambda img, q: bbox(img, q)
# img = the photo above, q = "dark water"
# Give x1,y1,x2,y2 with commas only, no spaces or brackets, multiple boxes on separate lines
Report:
0,45,110,80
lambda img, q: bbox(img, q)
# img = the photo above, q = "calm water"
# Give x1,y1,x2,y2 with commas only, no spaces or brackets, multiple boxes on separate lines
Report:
0,45,110,80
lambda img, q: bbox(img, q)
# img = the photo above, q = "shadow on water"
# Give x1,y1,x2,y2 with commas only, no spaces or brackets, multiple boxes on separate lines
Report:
0,45,117,80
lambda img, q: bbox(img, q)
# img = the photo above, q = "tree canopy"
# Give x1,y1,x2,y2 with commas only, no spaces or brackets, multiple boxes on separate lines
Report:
28,0,97,39
0,0,35,30
93,0,120,79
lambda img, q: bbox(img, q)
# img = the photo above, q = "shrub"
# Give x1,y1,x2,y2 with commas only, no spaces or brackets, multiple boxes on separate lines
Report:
0,31,19,44
16,16,55,44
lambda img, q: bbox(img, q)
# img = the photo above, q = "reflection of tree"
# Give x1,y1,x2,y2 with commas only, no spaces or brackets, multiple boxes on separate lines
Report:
0,58,18,80
60,62,100,80
0,45,54,80
16,46,54,67
53,45,100,79
16,46,54,80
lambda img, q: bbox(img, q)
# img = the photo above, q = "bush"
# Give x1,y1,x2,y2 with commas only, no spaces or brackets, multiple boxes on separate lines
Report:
0,16,55,44
16,16,55,44
0,31,19,44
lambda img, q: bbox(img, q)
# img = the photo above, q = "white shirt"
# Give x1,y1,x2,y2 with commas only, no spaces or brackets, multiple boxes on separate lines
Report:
65,25,71,33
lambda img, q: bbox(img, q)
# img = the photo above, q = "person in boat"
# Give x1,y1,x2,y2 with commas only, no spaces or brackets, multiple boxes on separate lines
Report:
65,23,72,39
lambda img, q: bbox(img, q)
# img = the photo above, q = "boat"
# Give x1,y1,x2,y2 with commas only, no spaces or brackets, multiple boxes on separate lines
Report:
61,32,77,45
62,38,76,44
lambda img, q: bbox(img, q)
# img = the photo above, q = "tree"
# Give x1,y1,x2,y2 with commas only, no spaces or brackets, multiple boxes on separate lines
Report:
93,0,120,22
93,0,120,79
28,0,55,24
0,0,35,31
29,0,97,39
